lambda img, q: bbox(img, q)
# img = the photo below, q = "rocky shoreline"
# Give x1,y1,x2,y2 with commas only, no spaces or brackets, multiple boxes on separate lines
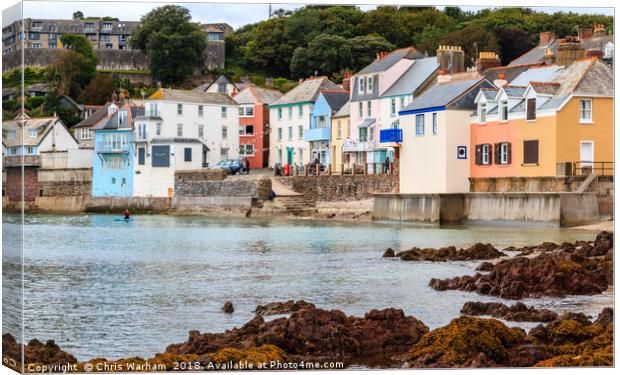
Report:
3,233,613,371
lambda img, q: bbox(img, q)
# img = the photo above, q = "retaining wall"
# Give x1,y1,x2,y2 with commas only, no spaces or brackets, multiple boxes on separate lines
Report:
276,174,395,201
175,171,271,200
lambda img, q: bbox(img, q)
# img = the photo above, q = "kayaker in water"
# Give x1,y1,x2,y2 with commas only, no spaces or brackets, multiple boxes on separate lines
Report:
123,208,131,220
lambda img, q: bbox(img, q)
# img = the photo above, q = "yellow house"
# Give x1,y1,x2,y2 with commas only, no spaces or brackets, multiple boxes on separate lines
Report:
330,102,350,173
472,58,613,178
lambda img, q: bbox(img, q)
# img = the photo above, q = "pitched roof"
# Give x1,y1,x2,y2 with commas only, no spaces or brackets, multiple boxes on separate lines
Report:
73,102,114,128
357,47,423,75
502,86,527,98
551,58,609,96
481,62,545,83
530,81,560,95
509,65,561,86
320,91,349,113
270,77,339,106
26,83,52,93
509,34,614,66
381,57,439,97
149,88,237,105
92,104,144,131
479,88,498,100
402,77,485,112
332,101,350,118
233,85,283,105
2,116,65,147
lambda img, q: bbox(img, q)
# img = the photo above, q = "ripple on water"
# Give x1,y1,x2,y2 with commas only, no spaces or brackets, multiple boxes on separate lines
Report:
1,213,613,361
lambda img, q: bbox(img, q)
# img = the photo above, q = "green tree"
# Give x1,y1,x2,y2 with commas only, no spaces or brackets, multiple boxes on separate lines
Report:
59,34,97,85
72,11,84,20
439,25,499,68
244,18,295,77
130,5,206,85
349,35,395,71
80,73,116,105
46,50,90,97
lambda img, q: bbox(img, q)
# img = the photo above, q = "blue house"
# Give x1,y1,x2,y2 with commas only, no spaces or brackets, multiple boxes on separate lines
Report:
305,90,349,166
92,104,143,197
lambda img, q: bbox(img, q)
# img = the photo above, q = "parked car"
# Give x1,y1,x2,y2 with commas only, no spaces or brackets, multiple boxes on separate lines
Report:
209,158,250,175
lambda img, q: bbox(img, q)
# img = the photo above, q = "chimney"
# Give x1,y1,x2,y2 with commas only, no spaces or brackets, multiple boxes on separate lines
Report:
376,51,390,60
593,24,606,38
543,47,556,65
436,45,464,74
342,70,353,92
585,49,604,59
493,71,507,88
578,26,593,40
557,36,584,67
437,69,452,84
539,31,555,46
476,51,501,72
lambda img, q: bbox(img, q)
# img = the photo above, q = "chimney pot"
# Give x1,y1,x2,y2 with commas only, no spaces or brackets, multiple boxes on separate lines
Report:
539,31,555,46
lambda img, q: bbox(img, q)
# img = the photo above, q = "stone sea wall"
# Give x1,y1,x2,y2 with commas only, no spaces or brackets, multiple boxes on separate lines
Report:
276,174,396,201
175,171,271,200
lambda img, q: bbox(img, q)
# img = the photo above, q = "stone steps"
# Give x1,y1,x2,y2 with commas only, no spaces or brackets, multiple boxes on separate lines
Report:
276,194,316,216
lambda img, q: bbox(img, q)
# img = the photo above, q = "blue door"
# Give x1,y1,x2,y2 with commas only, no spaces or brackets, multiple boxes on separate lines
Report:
286,147,294,165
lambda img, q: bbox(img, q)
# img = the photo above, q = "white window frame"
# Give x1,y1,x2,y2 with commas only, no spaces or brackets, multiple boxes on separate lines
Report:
367,76,373,93
500,142,509,164
358,102,363,117
390,98,396,117
198,124,204,138
222,126,228,139
579,99,593,123
415,114,424,135
478,103,486,123
7,130,16,140
500,100,508,121
298,125,303,139
28,128,37,138
198,105,203,117
277,108,282,120
358,77,365,94
298,105,303,118
221,106,227,119
156,123,161,136
432,113,437,135
481,144,491,165
177,123,183,137
367,101,372,117
177,104,183,116
288,126,293,141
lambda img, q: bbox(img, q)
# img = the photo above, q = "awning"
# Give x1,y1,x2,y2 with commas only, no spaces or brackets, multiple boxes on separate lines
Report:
359,118,376,128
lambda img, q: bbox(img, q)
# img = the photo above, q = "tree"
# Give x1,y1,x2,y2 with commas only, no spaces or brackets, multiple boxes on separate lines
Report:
47,50,90,98
130,5,206,85
496,28,533,65
244,18,295,77
349,35,395,71
439,25,499,68
72,11,84,20
59,34,97,85
80,74,116,105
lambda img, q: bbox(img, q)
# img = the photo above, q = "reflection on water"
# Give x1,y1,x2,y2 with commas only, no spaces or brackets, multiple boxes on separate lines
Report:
2,213,613,360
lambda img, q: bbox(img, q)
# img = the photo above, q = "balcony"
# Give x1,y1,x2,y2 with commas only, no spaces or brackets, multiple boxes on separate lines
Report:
380,128,402,143
342,140,376,153
95,142,130,154
3,155,40,167
304,127,330,142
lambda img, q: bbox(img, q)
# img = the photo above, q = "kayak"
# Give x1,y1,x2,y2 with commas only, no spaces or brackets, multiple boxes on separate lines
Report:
114,218,136,222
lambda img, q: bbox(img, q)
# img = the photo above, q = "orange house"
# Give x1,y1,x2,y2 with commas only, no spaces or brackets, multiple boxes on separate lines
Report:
471,58,613,178
233,86,283,168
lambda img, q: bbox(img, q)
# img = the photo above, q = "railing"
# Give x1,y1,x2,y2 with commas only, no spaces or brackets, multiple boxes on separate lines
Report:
379,128,402,143
303,127,330,142
95,142,130,153
274,162,394,176
572,161,613,176
3,155,40,167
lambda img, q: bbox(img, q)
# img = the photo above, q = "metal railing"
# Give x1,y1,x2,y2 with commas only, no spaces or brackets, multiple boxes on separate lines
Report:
274,162,394,176
572,161,613,176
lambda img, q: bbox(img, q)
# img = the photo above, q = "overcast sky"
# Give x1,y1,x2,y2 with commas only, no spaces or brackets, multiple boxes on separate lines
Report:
3,1,614,29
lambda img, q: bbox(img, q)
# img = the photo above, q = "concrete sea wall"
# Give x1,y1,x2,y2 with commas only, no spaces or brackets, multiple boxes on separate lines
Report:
276,174,395,201
373,192,600,227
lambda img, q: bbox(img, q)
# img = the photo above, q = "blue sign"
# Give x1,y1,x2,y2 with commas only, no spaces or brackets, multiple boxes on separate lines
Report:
457,146,467,159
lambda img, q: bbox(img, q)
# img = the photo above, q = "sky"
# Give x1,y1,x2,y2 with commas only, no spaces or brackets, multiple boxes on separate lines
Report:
2,0,614,29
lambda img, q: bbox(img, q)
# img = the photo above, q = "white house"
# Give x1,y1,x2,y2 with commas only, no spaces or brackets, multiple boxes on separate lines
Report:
268,76,339,167
2,114,78,158
132,88,239,197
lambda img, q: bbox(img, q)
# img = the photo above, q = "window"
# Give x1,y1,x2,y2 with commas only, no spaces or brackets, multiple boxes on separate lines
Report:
177,124,183,137
177,104,183,115
7,147,17,156
278,149,282,163
317,115,326,128
358,77,365,94
184,147,192,162
277,108,282,120
367,101,372,117
475,144,491,165
367,76,373,92
138,147,145,165
198,124,204,138
102,23,113,31
48,43,57,49
111,177,116,184
137,123,147,140
121,178,126,185
580,99,592,122
277,128,282,141
222,126,228,139
152,145,170,167
369,127,374,141
298,125,303,139
81,128,92,140
337,121,342,139
288,126,293,140
497,142,511,165
358,102,363,117
198,105,203,117
156,123,161,136
298,148,304,163
390,98,396,117
478,103,486,123
400,97,405,109
359,127,368,142
26,146,36,155
288,107,293,119
29,32,39,40
27,128,37,138
87,34,96,41
208,32,224,41
147,103,159,117
245,125,254,135
221,107,227,118
239,144,254,156
523,140,539,165
218,83,226,93
526,98,536,121
31,21,42,29
99,34,110,42
298,105,303,118
220,147,229,159
106,156,124,169
432,113,437,135
31,43,41,48
500,100,509,121
7,130,16,139
240,106,253,117
415,114,424,135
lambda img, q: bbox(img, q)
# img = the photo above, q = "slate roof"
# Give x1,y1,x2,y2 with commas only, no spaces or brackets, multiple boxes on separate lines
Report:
479,88,498,100
381,57,439,97
357,47,422,74
332,101,350,118
150,88,237,105
73,103,114,128
320,91,350,113
233,85,283,105
26,83,52,93
502,86,527,98
270,77,339,106
509,34,614,66
2,116,65,147
2,87,17,98
509,66,561,86
530,82,560,95
481,62,545,83
22,18,139,35
402,78,485,112
92,104,144,131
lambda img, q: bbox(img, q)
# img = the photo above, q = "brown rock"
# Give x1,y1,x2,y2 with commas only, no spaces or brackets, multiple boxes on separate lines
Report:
255,300,315,316
2,333,77,372
222,301,234,314
395,243,505,262
382,248,395,258
460,302,558,322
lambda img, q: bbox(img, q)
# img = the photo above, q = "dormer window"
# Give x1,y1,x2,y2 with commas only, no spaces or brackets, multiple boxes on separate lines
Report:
367,76,373,93
478,103,486,123
500,100,509,121
526,98,536,120
118,111,127,126
358,77,366,94
107,104,117,116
